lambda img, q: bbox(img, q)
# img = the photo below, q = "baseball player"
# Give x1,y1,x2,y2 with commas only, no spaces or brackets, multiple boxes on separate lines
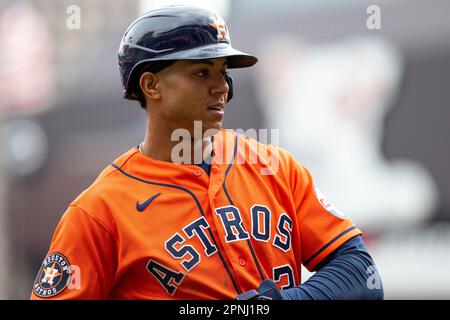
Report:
31,5,383,300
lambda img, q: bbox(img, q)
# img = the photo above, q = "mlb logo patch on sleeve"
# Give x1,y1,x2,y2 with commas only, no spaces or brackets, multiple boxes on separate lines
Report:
33,252,71,298
314,188,348,219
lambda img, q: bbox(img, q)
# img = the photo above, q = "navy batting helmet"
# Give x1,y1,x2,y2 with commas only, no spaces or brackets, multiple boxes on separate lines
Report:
118,5,258,105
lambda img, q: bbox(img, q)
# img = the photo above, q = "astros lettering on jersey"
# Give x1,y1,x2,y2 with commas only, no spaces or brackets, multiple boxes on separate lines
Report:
31,129,361,299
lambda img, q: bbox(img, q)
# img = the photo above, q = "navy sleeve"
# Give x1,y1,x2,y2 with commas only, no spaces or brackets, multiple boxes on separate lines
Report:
282,235,384,300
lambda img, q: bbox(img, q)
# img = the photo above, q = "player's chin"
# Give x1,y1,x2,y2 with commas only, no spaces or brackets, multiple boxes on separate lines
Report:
203,121,222,136
202,115,224,133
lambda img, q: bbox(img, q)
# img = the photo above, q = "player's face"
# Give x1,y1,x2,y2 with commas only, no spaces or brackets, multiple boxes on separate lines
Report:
156,58,229,136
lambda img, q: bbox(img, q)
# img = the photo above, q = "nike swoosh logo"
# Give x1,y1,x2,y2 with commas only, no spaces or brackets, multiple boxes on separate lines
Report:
136,193,161,212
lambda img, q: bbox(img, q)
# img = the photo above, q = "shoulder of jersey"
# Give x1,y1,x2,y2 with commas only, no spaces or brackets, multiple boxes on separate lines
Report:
70,148,139,211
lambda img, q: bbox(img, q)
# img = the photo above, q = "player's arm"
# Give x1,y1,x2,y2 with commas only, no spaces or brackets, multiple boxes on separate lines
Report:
285,235,383,300
30,204,117,299
236,235,383,300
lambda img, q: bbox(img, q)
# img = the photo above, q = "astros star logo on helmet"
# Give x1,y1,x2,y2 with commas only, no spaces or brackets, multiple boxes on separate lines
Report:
209,16,230,43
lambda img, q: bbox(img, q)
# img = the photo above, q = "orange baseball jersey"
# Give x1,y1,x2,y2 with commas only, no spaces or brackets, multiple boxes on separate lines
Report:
31,129,361,299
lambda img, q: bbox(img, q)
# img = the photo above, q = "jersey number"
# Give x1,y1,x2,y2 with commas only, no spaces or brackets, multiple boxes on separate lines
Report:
273,264,295,290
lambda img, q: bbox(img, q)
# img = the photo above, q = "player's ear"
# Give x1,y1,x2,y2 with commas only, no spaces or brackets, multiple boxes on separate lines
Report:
140,72,161,100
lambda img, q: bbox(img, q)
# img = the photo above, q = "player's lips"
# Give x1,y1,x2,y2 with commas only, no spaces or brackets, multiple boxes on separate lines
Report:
207,102,225,111
207,102,225,117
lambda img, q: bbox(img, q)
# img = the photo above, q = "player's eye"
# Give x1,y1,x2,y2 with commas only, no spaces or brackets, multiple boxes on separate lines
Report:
196,70,209,77
195,69,228,79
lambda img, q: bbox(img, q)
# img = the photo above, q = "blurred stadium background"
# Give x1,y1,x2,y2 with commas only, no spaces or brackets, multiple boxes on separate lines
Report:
0,0,449,299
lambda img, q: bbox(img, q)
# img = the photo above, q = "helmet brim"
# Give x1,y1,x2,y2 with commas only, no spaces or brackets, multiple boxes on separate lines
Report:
132,43,258,69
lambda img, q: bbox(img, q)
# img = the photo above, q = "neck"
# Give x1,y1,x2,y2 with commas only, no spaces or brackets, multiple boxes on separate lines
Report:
140,116,213,164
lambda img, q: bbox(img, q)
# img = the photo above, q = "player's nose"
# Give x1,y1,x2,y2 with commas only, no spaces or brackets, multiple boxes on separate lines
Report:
210,73,229,99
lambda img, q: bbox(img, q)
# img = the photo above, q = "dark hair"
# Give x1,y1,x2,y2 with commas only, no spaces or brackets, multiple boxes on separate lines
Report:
129,60,176,109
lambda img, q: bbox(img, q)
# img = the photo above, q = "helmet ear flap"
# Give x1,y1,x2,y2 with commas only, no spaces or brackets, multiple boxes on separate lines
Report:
224,74,233,102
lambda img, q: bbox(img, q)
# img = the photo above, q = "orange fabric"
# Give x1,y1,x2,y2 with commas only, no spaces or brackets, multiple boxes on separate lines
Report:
31,129,361,300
